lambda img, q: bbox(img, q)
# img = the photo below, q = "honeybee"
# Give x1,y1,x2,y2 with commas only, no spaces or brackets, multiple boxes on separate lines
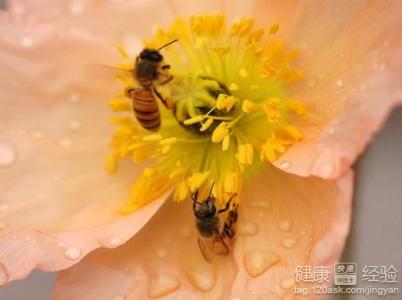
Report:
123,39,178,131
192,184,238,262
92,40,178,130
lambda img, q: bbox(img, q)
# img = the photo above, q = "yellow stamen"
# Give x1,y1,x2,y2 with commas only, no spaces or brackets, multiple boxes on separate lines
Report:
242,99,256,113
211,122,229,143
108,14,309,213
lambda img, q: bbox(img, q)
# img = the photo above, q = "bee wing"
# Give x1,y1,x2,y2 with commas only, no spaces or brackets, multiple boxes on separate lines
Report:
86,63,133,85
197,237,214,263
197,233,229,263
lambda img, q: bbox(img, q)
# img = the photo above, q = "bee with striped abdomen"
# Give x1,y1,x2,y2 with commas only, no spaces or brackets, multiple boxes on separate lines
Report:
192,183,238,262
125,39,178,131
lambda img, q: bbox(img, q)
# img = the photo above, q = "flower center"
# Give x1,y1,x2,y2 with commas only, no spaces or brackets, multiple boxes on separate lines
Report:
107,14,308,212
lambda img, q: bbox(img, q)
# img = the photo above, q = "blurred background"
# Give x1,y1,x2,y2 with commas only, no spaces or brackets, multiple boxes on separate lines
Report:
0,0,401,299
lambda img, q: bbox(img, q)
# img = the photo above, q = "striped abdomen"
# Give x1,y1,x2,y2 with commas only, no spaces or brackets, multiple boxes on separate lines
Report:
129,88,160,131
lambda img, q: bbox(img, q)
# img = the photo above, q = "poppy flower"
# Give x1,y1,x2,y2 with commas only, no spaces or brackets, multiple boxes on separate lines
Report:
0,1,401,299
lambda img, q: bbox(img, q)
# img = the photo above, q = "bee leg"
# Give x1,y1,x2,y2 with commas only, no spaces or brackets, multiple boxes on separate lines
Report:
223,223,235,239
152,87,174,109
158,74,173,85
161,64,170,70
217,193,237,214
192,190,203,209
222,204,238,239
124,87,136,98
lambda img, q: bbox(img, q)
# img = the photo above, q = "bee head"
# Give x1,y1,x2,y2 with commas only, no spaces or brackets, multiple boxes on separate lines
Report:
194,196,216,219
139,49,163,63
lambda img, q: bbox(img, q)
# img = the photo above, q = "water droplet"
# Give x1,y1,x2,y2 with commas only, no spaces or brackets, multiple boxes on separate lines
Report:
243,251,280,277
23,236,33,242
282,237,297,249
0,263,9,286
155,248,168,259
53,175,61,183
68,92,80,103
261,292,282,300
0,222,7,230
0,203,10,212
307,79,316,87
249,200,272,210
238,221,259,237
319,162,333,177
21,36,33,48
58,241,66,247
279,219,293,232
69,120,82,131
58,137,72,147
278,160,290,170
0,142,16,167
148,274,180,298
280,277,295,289
336,79,344,87
383,40,390,47
179,226,191,238
328,127,335,135
64,247,82,260
188,265,215,292
31,131,43,139
69,0,84,16
108,238,123,247
112,294,126,300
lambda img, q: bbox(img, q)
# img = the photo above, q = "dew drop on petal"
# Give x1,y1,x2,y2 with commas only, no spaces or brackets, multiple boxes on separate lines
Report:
188,265,215,292
23,236,33,242
178,226,191,238
58,137,72,148
0,203,10,212
69,0,84,16
69,120,82,131
238,221,259,237
280,277,295,289
336,79,344,87
0,263,9,287
68,92,80,103
0,222,7,230
278,160,290,170
148,274,180,298
243,251,280,277
58,241,66,248
155,248,168,259
64,247,82,260
279,219,293,232
31,131,43,139
108,238,123,247
248,200,272,210
261,292,282,300
319,162,333,177
307,79,316,87
112,294,126,300
281,237,297,249
20,36,33,48
0,142,16,167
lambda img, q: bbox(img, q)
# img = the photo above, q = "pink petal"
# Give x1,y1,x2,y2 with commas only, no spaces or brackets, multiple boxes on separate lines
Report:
53,167,353,299
0,12,167,284
251,0,402,178
228,167,353,299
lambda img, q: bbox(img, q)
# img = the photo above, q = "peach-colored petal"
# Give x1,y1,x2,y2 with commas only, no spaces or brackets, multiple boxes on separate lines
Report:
251,0,402,178
53,167,353,299
228,167,353,299
0,12,167,284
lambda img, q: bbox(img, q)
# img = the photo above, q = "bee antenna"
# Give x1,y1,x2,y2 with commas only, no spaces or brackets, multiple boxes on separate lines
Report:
208,182,215,198
158,39,179,51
